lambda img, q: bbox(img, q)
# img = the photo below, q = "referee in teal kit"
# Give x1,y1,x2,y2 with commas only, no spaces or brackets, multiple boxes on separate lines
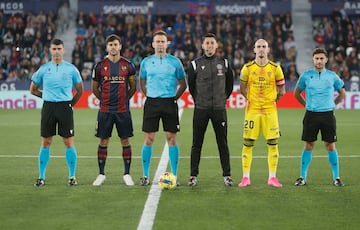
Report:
30,38,83,187
294,47,345,187
139,30,187,186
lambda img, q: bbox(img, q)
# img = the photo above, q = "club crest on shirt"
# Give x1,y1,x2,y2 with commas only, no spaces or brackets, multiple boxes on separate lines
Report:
104,66,108,71
217,64,223,76
267,72,272,77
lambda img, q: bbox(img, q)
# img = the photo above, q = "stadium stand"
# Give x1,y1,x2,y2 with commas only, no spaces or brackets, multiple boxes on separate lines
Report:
70,2,297,90
1,0,358,93
1,1,296,87
0,8,58,81
311,0,360,91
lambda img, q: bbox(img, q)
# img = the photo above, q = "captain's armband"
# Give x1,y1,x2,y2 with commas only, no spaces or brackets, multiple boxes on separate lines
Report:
128,75,135,84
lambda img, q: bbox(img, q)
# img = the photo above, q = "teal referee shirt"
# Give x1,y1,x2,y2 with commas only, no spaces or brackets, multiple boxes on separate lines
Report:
139,54,185,98
31,61,82,102
295,68,344,112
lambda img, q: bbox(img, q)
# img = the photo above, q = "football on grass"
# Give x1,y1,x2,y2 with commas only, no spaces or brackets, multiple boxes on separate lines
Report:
158,172,176,190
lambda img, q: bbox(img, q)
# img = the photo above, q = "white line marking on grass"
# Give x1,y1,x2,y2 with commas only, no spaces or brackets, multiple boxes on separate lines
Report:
137,142,169,230
137,108,184,230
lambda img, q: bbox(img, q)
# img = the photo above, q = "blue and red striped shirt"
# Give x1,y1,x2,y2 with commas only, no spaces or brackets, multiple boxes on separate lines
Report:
92,57,136,112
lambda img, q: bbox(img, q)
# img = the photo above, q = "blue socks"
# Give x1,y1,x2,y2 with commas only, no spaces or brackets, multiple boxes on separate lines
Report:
300,149,312,180
141,145,180,178
141,145,152,178
38,147,50,179
39,147,77,179
301,149,340,181
66,147,77,178
169,145,179,176
328,150,339,180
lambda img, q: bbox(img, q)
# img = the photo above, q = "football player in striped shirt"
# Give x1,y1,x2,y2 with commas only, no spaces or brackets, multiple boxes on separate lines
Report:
92,34,137,186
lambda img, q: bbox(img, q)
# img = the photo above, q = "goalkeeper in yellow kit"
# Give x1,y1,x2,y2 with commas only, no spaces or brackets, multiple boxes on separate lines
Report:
238,39,285,187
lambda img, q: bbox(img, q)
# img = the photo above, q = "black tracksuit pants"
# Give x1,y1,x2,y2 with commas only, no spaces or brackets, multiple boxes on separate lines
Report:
190,108,231,177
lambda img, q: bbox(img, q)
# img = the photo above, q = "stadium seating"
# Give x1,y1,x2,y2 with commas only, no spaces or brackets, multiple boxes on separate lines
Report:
1,0,358,93
72,7,297,88
311,1,360,91
0,2,296,86
0,9,57,81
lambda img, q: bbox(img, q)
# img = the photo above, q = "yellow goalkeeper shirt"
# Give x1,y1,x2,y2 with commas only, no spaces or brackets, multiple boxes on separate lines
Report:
240,60,285,113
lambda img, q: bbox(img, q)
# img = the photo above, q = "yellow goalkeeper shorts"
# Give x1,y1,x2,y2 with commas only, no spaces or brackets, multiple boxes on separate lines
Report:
242,110,280,140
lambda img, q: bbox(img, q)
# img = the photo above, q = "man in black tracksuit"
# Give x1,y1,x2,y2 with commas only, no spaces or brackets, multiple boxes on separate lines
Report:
187,33,234,187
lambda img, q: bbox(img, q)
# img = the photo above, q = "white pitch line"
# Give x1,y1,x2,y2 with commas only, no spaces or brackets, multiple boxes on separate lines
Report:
136,142,169,230
136,109,183,230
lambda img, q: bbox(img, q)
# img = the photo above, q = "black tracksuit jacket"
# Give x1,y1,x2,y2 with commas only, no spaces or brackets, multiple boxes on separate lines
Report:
187,55,234,109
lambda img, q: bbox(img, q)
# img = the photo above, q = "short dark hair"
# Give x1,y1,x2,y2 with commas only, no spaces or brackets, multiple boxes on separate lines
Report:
153,30,167,37
313,47,328,57
50,38,64,46
203,33,217,40
106,34,122,44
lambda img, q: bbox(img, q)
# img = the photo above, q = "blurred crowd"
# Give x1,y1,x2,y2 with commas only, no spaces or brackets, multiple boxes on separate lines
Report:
312,8,360,91
0,1,359,92
72,9,297,86
0,9,58,81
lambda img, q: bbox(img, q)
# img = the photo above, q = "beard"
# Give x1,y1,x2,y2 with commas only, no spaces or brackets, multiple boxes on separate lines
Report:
205,50,214,56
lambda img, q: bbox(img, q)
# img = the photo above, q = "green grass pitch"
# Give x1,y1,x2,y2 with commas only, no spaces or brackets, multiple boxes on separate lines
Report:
0,108,359,230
